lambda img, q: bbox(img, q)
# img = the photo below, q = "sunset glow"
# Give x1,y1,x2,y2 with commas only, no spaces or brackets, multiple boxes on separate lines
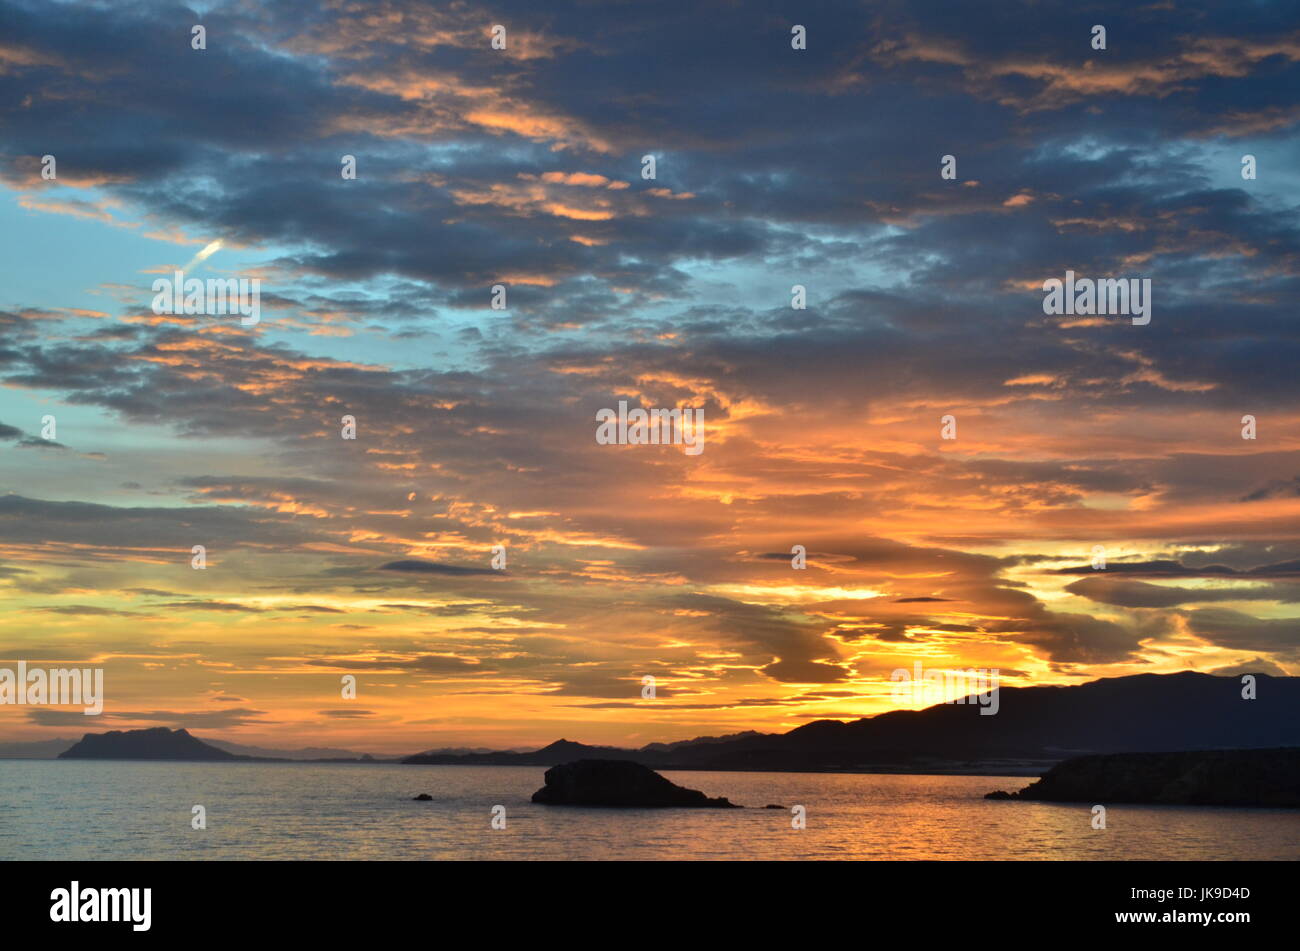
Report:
1,0,1297,758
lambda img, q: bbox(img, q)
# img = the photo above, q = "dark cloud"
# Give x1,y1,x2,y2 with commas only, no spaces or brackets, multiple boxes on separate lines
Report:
158,601,262,613
26,707,270,728
304,654,484,673
36,605,149,617
1065,577,1277,608
1208,657,1291,677
664,592,850,683
1058,559,1300,579
378,560,499,576
1187,609,1300,658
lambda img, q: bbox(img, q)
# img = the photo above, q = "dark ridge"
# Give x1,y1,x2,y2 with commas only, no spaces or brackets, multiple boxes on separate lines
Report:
985,748,1300,807
403,672,1299,773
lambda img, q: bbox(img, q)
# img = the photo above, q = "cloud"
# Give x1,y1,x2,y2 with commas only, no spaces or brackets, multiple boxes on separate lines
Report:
26,707,270,729
378,560,499,576
304,654,484,673
1186,609,1300,658
0,0,1298,747
1209,656,1292,677
36,605,149,617
1064,577,1276,608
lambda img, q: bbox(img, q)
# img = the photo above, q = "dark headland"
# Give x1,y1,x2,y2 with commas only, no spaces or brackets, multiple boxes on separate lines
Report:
985,748,1300,807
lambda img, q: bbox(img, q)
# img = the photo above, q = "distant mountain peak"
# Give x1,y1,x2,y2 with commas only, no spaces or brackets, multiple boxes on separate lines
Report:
59,726,239,761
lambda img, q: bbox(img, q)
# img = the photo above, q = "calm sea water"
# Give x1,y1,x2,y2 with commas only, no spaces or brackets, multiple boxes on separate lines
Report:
1,761,1295,860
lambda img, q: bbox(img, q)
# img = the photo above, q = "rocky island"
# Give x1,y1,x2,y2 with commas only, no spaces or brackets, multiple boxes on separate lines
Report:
531,759,740,808
59,727,246,761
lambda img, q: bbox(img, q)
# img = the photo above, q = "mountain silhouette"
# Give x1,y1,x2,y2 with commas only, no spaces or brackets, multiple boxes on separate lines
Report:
45,672,1297,773
54,728,390,762
59,727,250,761
403,737,632,766
402,672,1299,771
204,738,390,760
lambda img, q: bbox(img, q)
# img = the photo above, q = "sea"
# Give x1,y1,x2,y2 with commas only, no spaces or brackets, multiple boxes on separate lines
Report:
1,761,1295,860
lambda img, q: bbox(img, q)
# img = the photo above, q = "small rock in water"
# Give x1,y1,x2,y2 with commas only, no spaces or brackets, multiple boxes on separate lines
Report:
412,793,433,801
763,804,785,809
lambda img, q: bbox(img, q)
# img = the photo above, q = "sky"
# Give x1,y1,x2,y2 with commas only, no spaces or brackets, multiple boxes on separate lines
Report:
0,0,1298,754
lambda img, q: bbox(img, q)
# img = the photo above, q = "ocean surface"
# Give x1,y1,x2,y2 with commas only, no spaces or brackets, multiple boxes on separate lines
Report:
1,761,1295,860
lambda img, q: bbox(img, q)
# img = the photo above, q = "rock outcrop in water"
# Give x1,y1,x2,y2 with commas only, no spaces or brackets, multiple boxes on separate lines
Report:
985,748,1300,807
531,759,740,807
